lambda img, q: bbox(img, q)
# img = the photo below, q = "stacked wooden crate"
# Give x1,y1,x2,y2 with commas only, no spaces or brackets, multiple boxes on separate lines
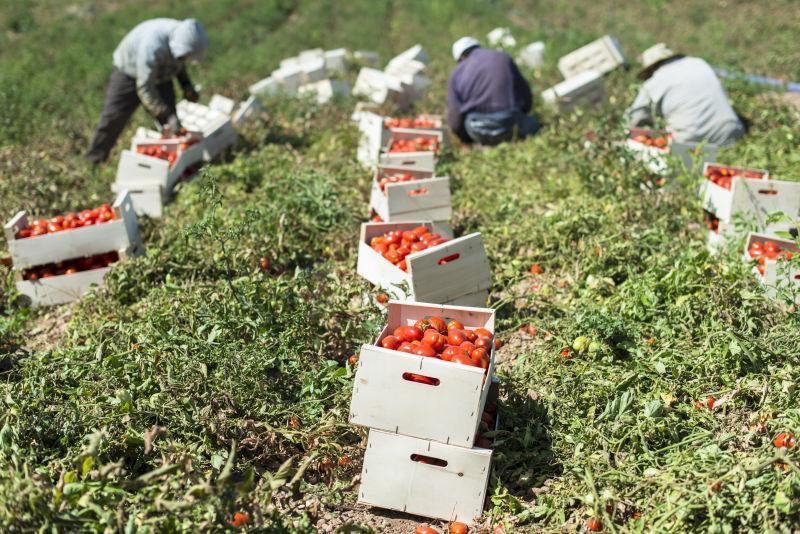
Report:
350,301,499,525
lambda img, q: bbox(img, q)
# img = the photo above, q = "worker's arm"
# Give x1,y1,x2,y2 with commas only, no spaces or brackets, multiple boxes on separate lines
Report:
176,65,199,102
511,60,532,114
135,44,177,126
447,77,471,143
624,86,655,127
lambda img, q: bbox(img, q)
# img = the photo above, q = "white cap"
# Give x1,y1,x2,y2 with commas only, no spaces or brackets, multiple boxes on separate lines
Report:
452,37,480,61
638,43,677,75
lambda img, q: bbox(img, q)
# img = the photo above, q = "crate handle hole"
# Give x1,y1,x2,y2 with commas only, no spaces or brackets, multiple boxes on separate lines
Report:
757,189,778,196
794,274,800,280
137,163,153,169
408,188,429,197
410,454,447,467
437,253,460,266
402,372,440,386
400,160,415,165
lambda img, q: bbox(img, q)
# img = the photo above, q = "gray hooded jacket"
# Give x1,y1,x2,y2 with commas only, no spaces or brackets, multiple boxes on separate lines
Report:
113,18,209,121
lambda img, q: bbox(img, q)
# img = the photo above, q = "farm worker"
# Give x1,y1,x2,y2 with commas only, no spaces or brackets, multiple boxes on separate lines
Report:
624,43,745,146
85,18,209,164
447,37,540,146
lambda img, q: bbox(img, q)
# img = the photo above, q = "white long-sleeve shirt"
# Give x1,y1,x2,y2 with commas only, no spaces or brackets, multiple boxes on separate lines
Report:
625,56,744,146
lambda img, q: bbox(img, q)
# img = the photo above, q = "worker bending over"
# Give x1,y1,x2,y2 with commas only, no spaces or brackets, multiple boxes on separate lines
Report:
625,43,745,146
447,37,540,146
85,18,209,164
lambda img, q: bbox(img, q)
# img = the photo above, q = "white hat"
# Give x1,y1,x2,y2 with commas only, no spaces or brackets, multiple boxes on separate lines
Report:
638,43,678,78
452,37,480,61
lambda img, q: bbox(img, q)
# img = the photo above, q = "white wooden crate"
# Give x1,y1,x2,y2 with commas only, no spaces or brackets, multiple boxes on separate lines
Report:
16,265,113,307
111,181,165,219
4,190,142,270
379,129,440,171
357,222,491,306
353,67,405,106
349,301,495,447
298,79,350,104
541,69,606,113
359,429,492,525
699,165,771,222
208,94,236,115
384,114,444,132
356,111,389,168
385,44,430,72
558,35,625,78
249,76,279,96
177,100,237,161
323,48,347,74
742,232,800,303
370,175,452,223
624,128,671,174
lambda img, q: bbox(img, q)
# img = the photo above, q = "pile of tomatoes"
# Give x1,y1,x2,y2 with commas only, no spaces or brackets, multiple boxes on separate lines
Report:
370,226,449,272
703,211,720,233
704,165,766,191
136,145,178,167
377,172,417,192
15,204,116,239
389,137,440,153
631,133,669,148
379,316,495,370
748,239,794,275
384,117,438,129
22,251,119,280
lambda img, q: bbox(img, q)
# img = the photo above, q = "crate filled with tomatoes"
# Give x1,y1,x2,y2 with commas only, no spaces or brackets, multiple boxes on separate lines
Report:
357,378,499,525
700,163,770,221
379,128,443,172
624,128,671,174
177,98,238,161
349,301,498,447
383,115,443,132
369,165,452,229
743,233,799,303
704,176,800,252
112,131,205,218
3,190,143,306
357,222,491,307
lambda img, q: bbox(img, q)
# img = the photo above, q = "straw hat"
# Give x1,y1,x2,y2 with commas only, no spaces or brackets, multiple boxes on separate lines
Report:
638,43,681,79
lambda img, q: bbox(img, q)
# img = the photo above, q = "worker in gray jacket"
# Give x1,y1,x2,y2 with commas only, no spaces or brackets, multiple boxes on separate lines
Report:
85,18,209,164
624,43,745,146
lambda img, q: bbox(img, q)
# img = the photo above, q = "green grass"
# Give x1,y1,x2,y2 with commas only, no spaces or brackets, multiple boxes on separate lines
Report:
2,1,800,532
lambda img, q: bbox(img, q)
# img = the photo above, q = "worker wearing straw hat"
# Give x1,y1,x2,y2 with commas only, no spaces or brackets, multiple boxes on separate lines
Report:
625,43,745,146
447,37,540,146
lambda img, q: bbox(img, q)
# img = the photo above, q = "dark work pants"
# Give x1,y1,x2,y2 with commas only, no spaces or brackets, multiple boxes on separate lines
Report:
85,67,176,163
464,108,541,146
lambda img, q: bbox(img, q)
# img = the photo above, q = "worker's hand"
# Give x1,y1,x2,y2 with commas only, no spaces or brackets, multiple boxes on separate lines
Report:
162,114,182,137
184,87,200,103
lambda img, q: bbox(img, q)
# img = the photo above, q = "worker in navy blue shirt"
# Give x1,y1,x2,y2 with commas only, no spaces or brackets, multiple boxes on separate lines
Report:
447,37,540,146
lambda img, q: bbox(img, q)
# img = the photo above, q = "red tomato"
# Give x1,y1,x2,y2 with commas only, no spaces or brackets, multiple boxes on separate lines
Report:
441,345,459,362
474,327,492,338
410,241,428,252
447,320,464,331
774,432,796,448
413,344,437,357
376,293,388,304
415,526,439,534
451,354,475,366
463,329,477,343
447,329,466,346
397,342,414,354
399,326,424,343
475,336,493,350
471,347,488,365
587,517,603,532
428,316,447,333
411,225,429,237
459,341,475,356
381,335,401,350
422,329,446,352
449,522,468,534
414,319,430,331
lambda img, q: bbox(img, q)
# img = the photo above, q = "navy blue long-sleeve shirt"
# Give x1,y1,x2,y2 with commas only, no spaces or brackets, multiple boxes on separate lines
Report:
447,47,533,141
